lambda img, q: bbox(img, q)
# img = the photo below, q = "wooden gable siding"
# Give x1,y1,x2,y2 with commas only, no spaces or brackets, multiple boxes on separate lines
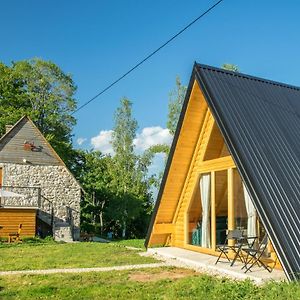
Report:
148,80,234,247
172,111,219,247
172,115,234,247
149,81,209,245
0,208,36,237
204,122,230,160
0,118,62,166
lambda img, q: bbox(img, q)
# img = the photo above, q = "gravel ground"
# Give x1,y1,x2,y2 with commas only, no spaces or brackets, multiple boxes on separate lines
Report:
0,263,167,276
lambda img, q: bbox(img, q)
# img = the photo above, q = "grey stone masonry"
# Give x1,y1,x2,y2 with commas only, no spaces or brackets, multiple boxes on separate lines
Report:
1,163,81,240
54,223,74,243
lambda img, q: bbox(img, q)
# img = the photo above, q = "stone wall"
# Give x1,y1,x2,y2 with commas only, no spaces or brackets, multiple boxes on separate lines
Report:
1,163,81,240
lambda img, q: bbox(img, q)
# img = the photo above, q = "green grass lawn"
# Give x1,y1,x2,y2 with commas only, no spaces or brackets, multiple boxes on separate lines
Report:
0,239,299,299
0,239,155,271
0,267,299,300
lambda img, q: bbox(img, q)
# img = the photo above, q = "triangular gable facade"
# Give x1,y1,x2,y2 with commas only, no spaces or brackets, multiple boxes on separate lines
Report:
0,116,65,166
146,64,300,281
0,116,82,241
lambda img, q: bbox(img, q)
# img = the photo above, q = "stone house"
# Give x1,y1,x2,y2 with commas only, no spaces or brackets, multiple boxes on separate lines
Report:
0,116,81,242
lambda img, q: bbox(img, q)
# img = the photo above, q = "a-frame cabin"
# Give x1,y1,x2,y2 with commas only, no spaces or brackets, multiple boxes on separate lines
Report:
146,63,300,281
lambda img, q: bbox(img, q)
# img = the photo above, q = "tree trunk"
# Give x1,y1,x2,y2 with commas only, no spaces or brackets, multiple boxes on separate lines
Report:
99,201,105,236
122,219,126,238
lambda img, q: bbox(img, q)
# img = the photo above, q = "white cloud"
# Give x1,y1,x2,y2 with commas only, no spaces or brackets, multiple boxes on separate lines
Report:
134,126,172,151
90,130,114,155
90,126,172,156
77,137,87,146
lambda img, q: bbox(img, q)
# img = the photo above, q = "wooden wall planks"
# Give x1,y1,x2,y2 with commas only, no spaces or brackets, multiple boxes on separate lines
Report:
0,208,36,238
149,79,233,247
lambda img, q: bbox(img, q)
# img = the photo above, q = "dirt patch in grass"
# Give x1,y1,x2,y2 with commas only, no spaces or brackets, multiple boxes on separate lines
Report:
129,268,195,282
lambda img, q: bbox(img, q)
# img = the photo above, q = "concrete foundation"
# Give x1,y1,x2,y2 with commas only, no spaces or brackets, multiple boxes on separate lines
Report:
146,247,286,284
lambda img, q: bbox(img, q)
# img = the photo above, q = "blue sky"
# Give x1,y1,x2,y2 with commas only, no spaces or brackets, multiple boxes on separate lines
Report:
1,0,300,155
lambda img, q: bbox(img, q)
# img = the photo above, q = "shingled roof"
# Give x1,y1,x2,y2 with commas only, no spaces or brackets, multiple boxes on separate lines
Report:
146,63,300,281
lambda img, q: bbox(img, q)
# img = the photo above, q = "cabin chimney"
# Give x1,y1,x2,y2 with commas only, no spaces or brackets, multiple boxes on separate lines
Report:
5,124,13,133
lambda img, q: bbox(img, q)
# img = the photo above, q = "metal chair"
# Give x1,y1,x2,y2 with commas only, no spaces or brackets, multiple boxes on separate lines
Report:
215,229,244,265
242,234,276,273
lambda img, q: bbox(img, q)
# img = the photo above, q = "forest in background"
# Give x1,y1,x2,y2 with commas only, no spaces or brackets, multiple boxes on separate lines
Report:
0,58,186,239
0,58,237,238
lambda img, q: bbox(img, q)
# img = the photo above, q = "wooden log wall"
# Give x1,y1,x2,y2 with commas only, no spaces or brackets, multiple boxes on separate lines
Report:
149,81,208,246
0,208,36,238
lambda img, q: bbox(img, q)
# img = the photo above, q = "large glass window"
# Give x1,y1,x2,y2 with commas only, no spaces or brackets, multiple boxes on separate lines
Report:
185,167,275,260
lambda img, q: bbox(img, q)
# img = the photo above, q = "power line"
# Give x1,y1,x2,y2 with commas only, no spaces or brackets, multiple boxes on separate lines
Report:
73,0,224,114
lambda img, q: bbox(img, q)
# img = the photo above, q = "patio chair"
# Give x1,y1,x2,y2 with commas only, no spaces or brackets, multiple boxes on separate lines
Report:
242,234,276,273
8,224,22,243
215,229,244,265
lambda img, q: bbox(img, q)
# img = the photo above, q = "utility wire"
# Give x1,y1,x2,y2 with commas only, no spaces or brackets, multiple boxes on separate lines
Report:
73,0,224,114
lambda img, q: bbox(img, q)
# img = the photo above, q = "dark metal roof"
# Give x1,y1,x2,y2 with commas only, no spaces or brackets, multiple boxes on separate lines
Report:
195,63,300,281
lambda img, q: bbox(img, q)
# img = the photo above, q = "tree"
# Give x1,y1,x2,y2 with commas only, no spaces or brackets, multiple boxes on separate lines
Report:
144,77,187,190
222,63,239,72
108,97,152,238
144,144,170,189
75,150,113,235
166,66,238,139
0,58,77,165
0,62,29,131
167,76,187,135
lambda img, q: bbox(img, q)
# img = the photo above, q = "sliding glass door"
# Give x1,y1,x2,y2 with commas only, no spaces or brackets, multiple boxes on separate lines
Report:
186,167,272,258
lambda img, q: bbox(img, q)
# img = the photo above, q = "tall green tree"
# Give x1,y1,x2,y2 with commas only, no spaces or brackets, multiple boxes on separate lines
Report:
166,66,238,138
146,77,187,187
167,76,187,135
0,62,29,129
75,150,113,235
108,97,152,238
0,58,77,165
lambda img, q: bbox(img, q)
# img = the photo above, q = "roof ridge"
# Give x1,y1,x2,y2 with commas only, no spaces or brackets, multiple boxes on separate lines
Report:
196,63,300,91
